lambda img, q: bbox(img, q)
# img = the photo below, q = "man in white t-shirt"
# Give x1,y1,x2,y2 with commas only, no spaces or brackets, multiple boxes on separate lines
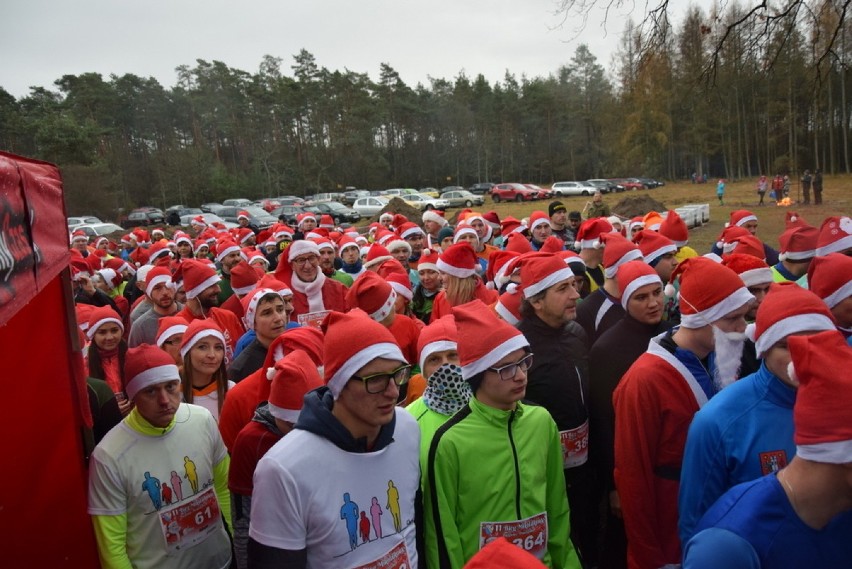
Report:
249,309,420,569
87,344,232,569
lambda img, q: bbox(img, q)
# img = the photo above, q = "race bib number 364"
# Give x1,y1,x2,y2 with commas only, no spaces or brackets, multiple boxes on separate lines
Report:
480,512,548,559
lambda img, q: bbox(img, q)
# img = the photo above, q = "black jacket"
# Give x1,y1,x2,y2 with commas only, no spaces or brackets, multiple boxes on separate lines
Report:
575,288,625,348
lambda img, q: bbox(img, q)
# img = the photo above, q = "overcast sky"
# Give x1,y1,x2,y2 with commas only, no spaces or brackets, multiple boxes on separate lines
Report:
2,1,701,99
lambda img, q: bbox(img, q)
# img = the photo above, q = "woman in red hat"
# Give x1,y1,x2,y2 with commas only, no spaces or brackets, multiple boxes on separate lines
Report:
429,243,497,322
179,320,234,422
86,306,133,417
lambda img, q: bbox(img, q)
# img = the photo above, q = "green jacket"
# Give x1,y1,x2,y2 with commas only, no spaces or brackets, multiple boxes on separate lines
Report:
424,397,581,569
585,202,611,220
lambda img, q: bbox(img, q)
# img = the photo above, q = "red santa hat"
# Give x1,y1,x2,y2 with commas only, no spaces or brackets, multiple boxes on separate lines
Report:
391,214,409,230
669,257,754,329
788,330,852,463
267,349,323,423
346,271,397,322
715,225,751,253
147,240,172,263
386,269,413,301
264,326,325,371
602,233,643,279
807,253,852,309
318,214,335,229
296,212,317,227
417,248,440,273
86,306,124,339
635,230,677,266
519,253,576,298
190,215,207,229
312,237,336,254
233,227,255,246
617,261,663,310
500,216,524,236
321,309,405,399
123,344,181,401
437,242,478,279
452,299,529,380
627,217,646,238
728,234,766,260
386,236,412,256
416,314,458,372
214,239,241,264
751,283,836,357
574,218,613,250
486,250,519,289
494,283,523,326
285,239,320,263
75,303,95,332
816,216,852,256
246,250,269,270
240,287,280,331
132,228,151,246
258,274,293,297
179,319,226,359
558,250,587,275
398,222,425,241
174,232,193,247
337,236,360,256
104,256,134,276
362,243,394,270
155,315,190,348
483,211,501,229
539,236,565,254
504,231,533,254
659,210,689,247
97,268,123,291
778,225,818,261
144,266,175,297
729,210,758,228
453,223,479,244
785,211,809,230
151,227,165,240
181,259,221,300
379,211,394,222
721,253,773,288
70,229,88,244
422,209,448,227
528,211,550,233
273,223,294,241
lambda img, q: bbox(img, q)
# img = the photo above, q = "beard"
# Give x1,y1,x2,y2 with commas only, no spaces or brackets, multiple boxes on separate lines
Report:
712,326,747,391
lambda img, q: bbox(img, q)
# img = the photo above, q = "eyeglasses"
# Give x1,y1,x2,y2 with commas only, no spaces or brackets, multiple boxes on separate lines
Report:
351,365,412,394
487,353,534,381
292,255,319,266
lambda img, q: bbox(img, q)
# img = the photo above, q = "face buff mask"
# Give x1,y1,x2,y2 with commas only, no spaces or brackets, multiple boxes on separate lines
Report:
422,363,472,416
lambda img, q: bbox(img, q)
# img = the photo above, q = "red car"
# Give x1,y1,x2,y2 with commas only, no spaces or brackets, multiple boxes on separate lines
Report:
524,184,553,199
491,183,539,202
609,178,645,191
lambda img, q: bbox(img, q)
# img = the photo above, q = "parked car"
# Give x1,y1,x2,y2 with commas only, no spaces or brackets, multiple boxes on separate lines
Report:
222,198,253,207
255,198,281,212
382,188,418,198
179,212,238,229
490,183,539,202
216,205,277,229
271,205,307,225
121,207,165,228
609,178,645,191
342,190,370,205
440,189,484,208
312,201,362,224
403,193,450,211
166,207,203,225
586,179,620,193
200,203,222,213
352,196,390,217
72,223,124,238
524,184,553,199
468,182,495,195
273,196,306,207
418,187,440,198
67,216,103,230
635,177,665,189
550,181,599,197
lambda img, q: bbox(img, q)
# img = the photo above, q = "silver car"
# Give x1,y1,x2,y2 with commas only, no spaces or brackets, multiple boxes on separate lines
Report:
352,196,390,217
551,181,599,196
440,190,484,208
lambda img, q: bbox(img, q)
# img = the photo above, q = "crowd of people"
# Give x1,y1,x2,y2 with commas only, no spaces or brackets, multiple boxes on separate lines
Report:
68,199,852,569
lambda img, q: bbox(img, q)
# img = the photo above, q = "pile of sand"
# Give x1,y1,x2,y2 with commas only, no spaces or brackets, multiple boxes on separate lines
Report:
366,197,424,226
612,194,668,218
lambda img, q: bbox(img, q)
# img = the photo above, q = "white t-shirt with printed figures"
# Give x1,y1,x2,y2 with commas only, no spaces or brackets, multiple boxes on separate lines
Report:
250,408,421,569
88,403,231,569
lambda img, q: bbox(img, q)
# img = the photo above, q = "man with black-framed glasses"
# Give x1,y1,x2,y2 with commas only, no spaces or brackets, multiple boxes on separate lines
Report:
249,309,421,569
423,299,582,569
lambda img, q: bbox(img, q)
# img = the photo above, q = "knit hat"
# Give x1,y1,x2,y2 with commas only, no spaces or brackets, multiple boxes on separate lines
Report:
574,218,613,250
422,209,448,227
807,253,852,309
728,234,766,260
436,226,455,245
155,316,189,348
181,259,220,299
617,261,663,310
721,253,773,288
386,269,413,301
417,315,458,371
519,253,576,299
321,309,406,399
86,306,124,339
494,284,523,325
529,211,551,233
346,271,397,322
669,257,754,329
778,225,818,261
602,233,643,279
816,216,852,256
659,210,689,247
145,266,174,297
267,350,323,423
417,249,440,273
729,210,758,228
179,319,226,359
750,283,836,357
788,330,852,463
453,299,529,380
437,242,478,279
548,201,567,217
240,288,280,331
635,230,677,266
123,344,181,400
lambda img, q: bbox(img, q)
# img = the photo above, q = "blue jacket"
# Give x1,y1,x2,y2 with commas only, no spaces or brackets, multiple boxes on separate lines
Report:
678,362,796,544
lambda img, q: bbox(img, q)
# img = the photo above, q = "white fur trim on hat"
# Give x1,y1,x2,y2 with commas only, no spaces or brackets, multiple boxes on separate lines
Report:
816,234,852,257
417,261,439,273
530,216,551,232
734,214,758,227
437,257,475,279
401,225,425,239
215,244,240,263
620,274,663,310
327,342,406,399
179,329,226,359
287,240,321,262
389,281,413,301
604,250,644,279
422,210,448,226
754,313,837,358
156,324,188,347
268,402,301,423
316,240,335,252
574,238,602,250
679,287,755,329
461,334,530,380
186,274,221,300
797,440,852,464
643,244,677,267
145,273,174,298
823,280,852,309
453,227,478,244
369,289,397,322
232,282,257,296
523,266,575,299
125,364,180,400
386,239,411,254
779,249,816,262
339,241,360,253
86,316,124,339
739,267,774,288
419,340,457,372
494,301,520,326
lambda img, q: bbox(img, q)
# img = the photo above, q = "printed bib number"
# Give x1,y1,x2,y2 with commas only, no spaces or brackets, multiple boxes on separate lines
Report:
480,512,548,560
560,420,589,469
158,487,222,553
298,310,330,330
352,540,411,569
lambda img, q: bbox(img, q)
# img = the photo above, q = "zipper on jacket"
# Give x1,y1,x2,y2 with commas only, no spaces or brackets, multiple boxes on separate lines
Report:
508,409,522,519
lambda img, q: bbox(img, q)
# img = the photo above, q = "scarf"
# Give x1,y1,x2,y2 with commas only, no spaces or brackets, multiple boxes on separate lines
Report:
291,271,327,313
341,259,363,275
97,347,123,394
422,364,472,416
